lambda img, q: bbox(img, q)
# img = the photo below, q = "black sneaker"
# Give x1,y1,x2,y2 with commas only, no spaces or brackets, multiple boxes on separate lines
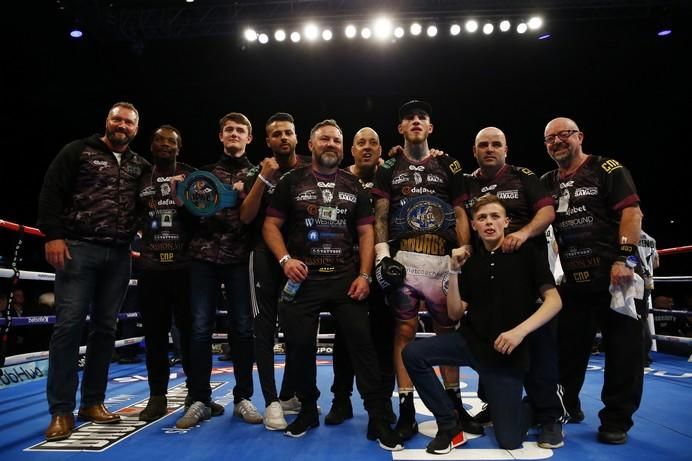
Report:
567,408,584,423
472,404,493,426
598,428,627,445
139,395,168,421
324,398,353,425
538,422,564,449
367,418,404,451
395,393,418,441
284,412,319,438
445,389,484,435
209,401,225,417
426,423,466,454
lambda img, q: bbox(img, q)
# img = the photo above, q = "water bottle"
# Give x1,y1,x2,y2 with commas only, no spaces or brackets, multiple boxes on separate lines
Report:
279,279,302,303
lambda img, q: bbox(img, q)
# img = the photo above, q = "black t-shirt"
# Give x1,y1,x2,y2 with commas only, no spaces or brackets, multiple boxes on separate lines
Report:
372,154,466,255
266,165,373,280
459,243,556,371
464,164,553,234
541,155,639,291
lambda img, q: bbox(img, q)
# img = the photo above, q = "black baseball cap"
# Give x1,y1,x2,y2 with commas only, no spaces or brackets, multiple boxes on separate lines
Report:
398,99,432,121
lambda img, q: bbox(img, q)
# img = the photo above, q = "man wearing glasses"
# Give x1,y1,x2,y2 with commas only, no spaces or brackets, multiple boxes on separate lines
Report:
540,117,644,445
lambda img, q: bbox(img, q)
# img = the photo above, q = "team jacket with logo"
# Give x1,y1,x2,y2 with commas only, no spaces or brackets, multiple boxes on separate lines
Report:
540,155,640,291
266,165,373,280
372,154,466,256
137,162,196,270
187,155,252,265
38,134,150,246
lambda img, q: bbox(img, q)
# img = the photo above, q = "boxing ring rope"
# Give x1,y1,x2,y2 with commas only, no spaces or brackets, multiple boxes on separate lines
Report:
2,218,691,371
657,245,692,256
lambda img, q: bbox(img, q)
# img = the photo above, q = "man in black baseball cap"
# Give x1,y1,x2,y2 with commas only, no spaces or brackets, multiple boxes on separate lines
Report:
398,99,432,121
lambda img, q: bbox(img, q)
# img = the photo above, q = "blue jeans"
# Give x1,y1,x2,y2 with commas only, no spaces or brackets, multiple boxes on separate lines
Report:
47,240,131,415
188,259,254,404
403,333,528,449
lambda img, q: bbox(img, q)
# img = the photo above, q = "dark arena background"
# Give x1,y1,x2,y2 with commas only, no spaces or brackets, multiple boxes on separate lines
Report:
1,1,691,460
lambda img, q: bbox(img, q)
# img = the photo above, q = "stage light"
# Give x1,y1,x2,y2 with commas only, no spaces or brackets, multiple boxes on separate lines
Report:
374,17,393,40
345,24,357,39
70,29,83,38
274,29,286,42
516,22,528,34
410,22,422,36
538,33,551,40
322,29,333,41
290,31,301,42
465,20,478,33
244,28,258,42
482,23,494,35
450,24,461,36
361,27,372,39
426,25,438,37
394,26,405,38
655,8,672,37
499,20,511,32
258,33,269,44
304,23,319,41
528,17,543,30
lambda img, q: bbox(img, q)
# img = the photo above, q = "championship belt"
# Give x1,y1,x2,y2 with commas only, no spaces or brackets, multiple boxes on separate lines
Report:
176,171,238,217
391,195,456,238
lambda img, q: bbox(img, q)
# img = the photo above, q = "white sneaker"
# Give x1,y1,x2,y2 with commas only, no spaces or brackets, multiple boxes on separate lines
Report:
280,396,302,415
176,401,211,429
234,399,263,424
263,401,288,430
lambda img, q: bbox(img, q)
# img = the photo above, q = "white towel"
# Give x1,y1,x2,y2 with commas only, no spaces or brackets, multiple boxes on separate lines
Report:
609,273,645,320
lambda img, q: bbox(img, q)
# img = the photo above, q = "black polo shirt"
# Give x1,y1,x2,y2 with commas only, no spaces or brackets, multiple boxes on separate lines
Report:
459,243,555,371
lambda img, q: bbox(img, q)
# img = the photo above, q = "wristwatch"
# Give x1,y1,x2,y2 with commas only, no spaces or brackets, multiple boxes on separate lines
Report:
358,272,373,283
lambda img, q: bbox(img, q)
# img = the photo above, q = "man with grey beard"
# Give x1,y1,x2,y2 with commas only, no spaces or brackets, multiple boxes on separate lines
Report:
263,119,402,450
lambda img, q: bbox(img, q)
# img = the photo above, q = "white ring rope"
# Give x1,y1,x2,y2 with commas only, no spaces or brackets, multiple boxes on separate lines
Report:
2,336,144,367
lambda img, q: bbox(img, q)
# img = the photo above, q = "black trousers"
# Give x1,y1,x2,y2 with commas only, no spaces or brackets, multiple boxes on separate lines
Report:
139,268,192,396
330,282,395,400
477,318,566,424
558,288,644,432
279,273,387,415
522,317,567,424
250,249,295,406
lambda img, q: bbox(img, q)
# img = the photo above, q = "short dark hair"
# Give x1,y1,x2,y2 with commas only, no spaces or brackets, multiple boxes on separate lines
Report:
266,112,295,127
471,193,506,217
109,101,139,122
151,124,183,151
310,119,342,138
219,112,252,133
